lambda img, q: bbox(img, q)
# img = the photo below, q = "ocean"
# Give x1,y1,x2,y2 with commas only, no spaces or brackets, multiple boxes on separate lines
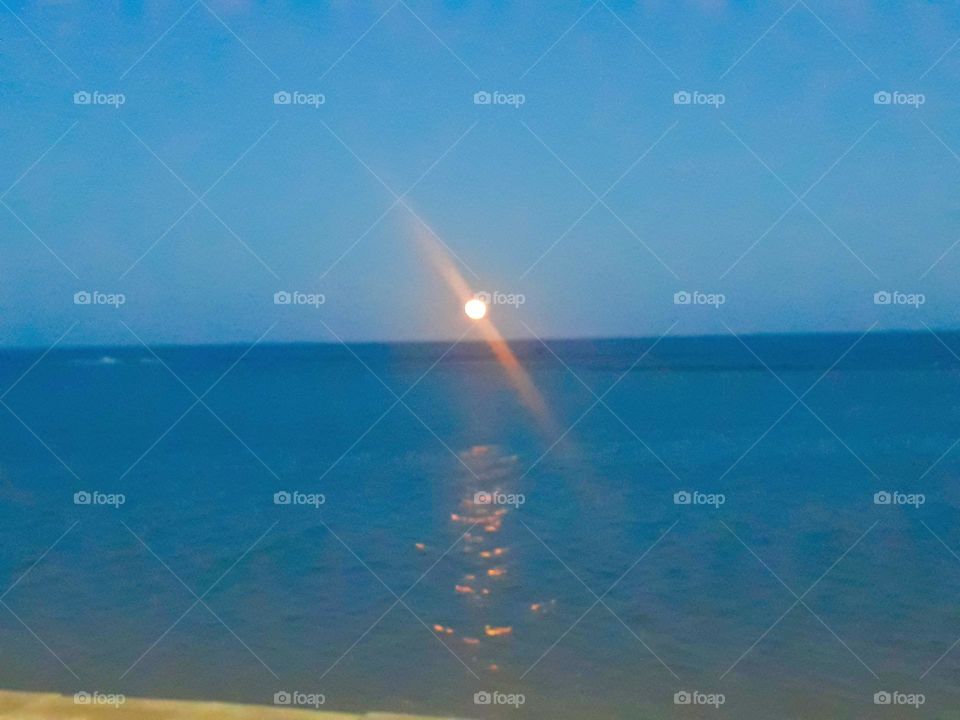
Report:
1,333,959,719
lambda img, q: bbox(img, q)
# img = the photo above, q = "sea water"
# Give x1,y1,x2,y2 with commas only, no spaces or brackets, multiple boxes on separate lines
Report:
0,333,959,719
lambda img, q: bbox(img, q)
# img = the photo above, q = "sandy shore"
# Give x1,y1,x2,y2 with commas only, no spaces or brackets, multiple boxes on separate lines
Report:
0,691,465,720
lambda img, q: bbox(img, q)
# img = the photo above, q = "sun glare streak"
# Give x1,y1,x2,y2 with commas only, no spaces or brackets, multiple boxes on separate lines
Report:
474,319,551,421
409,218,555,428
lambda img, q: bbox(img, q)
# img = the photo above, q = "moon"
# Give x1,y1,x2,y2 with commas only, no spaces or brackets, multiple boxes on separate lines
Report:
464,297,487,320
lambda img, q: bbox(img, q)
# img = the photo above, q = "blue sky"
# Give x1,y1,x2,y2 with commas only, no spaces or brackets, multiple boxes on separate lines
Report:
2,0,960,346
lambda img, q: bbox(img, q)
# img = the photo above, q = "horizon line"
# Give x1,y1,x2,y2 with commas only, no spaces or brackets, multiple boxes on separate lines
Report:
2,326,958,353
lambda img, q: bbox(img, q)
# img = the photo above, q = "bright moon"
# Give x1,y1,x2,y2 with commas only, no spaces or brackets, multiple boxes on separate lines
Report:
464,298,487,320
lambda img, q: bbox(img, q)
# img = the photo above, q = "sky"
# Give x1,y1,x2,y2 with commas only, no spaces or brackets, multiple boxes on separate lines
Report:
2,0,960,347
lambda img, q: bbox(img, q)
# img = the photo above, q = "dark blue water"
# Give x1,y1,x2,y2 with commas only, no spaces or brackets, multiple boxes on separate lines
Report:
1,333,960,719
